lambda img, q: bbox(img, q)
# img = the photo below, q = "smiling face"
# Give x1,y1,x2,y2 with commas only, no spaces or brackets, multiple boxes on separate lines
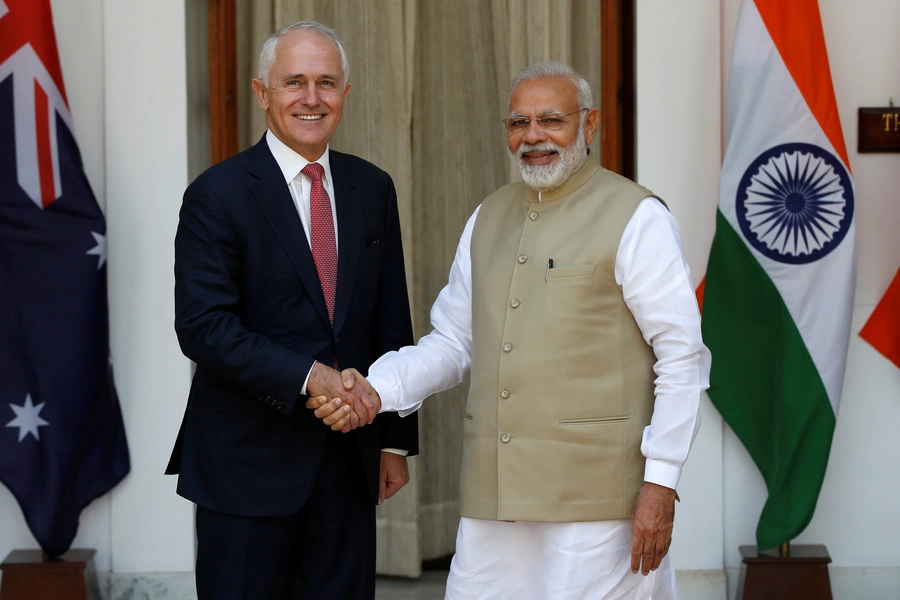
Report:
506,76,599,191
251,29,351,161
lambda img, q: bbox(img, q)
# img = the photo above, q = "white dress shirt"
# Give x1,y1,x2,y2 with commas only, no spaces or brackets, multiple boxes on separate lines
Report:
266,131,337,397
368,196,710,491
266,130,340,252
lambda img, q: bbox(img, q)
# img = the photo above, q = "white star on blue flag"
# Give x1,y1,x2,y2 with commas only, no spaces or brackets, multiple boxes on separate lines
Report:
6,394,50,442
86,231,107,270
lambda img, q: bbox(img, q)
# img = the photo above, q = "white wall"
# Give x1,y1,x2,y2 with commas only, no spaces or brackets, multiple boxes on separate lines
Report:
102,0,195,576
636,0,724,576
640,0,900,598
0,0,195,584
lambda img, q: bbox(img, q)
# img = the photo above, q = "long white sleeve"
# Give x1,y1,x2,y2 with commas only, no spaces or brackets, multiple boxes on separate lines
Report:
616,198,710,491
367,207,481,417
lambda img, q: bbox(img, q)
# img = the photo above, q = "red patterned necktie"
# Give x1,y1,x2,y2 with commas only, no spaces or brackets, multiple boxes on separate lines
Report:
301,162,337,325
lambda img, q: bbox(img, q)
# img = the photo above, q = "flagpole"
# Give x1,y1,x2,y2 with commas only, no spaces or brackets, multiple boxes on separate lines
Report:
779,542,790,558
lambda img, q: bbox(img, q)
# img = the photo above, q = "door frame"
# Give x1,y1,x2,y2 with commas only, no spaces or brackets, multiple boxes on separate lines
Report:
600,0,635,179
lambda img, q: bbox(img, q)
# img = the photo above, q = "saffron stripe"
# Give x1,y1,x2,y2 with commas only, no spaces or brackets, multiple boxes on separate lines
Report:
860,267,900,369
754,0,850,170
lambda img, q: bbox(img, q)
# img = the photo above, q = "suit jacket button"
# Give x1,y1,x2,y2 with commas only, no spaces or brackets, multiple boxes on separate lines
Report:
500,433,511,443
276,401,284,409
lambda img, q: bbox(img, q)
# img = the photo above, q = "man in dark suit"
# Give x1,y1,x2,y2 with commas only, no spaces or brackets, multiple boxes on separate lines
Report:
166,21,418,600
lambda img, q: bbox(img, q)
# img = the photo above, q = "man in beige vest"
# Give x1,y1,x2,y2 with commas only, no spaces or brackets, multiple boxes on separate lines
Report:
311,61,710,599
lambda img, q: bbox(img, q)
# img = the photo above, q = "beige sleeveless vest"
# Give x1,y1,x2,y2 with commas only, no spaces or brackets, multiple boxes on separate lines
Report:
462,158,661,522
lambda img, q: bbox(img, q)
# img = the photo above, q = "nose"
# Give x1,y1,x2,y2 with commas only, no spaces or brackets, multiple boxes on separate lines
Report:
297,82,320,107
521,119,546,144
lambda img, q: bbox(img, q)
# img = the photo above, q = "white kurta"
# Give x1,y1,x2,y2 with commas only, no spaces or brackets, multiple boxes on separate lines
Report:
368,196,710,599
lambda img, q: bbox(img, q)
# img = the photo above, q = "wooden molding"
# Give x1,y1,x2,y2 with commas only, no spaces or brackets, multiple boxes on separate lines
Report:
207,0,238,164
600,0,635,178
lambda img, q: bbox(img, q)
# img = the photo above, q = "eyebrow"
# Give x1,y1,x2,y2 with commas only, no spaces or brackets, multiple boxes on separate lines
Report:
507,107,566,118
281,73,342,82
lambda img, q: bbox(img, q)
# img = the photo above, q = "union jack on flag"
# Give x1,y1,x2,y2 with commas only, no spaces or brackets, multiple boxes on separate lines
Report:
0,0,129,557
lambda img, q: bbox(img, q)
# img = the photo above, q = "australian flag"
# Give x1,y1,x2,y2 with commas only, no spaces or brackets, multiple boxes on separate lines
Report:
0,0,129,557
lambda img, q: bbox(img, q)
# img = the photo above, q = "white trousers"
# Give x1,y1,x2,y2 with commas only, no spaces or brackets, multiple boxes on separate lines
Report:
444,517,680,600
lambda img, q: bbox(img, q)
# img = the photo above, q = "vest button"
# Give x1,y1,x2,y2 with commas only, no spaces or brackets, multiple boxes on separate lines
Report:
509,298,520,308
529,211,539,221
517,254,528,264
500,388,510,399
502,342,513,352
500,433,511,443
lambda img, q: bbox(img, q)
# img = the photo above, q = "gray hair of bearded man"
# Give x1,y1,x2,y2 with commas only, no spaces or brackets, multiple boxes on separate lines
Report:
257,21,351,87
508,61,593,111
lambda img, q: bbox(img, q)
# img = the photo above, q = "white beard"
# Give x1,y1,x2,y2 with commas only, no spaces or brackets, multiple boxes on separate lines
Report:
509,126,588,192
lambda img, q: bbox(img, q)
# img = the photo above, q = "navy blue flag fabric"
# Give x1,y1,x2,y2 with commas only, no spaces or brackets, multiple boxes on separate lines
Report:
0,0,130,557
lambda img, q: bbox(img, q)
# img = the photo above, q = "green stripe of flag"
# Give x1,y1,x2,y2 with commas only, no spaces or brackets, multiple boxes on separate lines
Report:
702,210,836,550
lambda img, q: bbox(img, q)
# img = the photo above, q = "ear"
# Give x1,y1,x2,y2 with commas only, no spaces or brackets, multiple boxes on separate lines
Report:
251,79,269,111
582,107,600,146
342,81,352,99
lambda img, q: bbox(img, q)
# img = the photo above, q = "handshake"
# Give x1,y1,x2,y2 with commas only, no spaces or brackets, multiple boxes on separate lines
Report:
305,362,380,433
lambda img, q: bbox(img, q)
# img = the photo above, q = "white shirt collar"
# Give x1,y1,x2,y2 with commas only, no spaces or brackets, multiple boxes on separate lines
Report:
265,130,333,185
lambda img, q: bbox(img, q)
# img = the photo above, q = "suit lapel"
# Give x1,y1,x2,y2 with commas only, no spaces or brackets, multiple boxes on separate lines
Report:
247,137,331,328
330,151,362,336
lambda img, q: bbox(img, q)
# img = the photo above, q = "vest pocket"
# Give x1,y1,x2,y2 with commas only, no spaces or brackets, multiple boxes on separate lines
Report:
559,415,631,426
546,263,597,279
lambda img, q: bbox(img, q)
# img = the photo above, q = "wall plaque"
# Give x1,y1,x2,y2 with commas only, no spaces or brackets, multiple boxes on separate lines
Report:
858,107,900,153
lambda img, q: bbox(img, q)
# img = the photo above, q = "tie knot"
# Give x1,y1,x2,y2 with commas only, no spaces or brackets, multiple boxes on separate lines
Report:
302,162,324,183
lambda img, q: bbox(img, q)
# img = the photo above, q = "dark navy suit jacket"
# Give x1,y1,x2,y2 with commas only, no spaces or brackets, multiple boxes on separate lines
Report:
166,136,418,516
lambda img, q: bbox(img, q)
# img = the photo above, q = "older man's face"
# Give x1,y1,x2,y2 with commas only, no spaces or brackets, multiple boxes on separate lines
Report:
252,29,350,161
506,77,599,191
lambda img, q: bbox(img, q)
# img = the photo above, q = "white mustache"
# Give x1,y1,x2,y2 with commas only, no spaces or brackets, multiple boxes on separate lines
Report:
516,143,562,158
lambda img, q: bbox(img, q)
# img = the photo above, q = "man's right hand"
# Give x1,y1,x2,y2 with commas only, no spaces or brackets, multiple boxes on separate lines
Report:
306,365,381,431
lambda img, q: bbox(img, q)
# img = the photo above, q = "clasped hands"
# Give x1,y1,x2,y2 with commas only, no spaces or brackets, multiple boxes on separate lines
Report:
305,362,377,432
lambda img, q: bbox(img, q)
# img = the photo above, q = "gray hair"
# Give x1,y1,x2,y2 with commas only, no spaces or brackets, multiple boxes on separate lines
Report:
258,21,350,86
508,61,593,110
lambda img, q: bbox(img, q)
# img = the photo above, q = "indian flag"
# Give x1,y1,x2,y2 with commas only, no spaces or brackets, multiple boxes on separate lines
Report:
702,0,856,551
